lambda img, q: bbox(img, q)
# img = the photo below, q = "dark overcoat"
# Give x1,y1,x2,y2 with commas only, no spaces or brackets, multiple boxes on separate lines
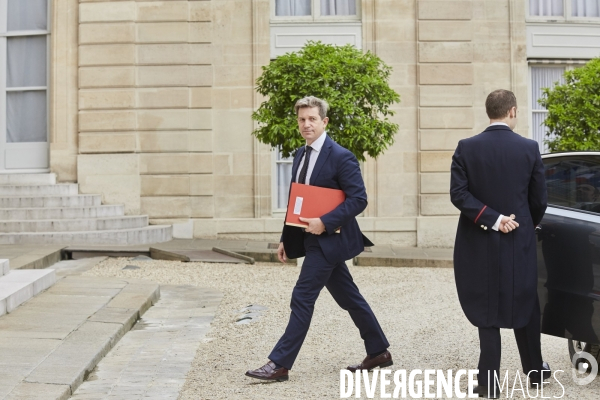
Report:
450,125,547,329
281,135,373,264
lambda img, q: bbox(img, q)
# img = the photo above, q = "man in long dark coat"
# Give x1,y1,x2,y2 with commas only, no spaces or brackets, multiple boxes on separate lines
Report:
450,89,549,398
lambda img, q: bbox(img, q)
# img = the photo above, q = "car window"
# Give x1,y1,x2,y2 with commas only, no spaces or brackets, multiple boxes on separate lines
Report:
543,156,600,214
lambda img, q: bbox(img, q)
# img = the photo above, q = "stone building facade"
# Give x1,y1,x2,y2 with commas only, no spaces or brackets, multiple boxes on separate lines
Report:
3,1,598,246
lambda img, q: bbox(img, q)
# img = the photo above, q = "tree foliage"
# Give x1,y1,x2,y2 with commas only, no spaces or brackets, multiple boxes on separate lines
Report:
539,58,600,152
252,41,400,161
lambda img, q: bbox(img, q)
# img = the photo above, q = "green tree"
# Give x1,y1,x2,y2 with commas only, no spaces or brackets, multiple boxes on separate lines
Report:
539,58,600,152
252,41,400,161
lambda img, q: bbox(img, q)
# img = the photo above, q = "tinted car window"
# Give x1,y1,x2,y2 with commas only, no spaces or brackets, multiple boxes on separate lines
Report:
543,156,600,214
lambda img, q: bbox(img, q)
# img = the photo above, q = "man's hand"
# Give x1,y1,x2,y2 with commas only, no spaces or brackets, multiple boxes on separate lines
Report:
299,217,326,235
499,216,519,233
277,242,287,263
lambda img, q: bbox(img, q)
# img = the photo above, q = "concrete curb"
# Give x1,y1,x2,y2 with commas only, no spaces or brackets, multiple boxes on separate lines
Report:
11,247,64,270
354,255,453,268
236,249,453,268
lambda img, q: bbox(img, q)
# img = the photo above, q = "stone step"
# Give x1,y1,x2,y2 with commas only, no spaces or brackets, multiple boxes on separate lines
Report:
0,184,78,196
0,194,101,209
0,204,124,220
0,225,172,245
0,259,9,277
0,271,159,399
0,173,56,186
0,268,56,317
0,215,149,233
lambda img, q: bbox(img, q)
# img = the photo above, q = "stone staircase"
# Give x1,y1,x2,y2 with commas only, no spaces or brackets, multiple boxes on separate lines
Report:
0,259,56,316
0,174,171,245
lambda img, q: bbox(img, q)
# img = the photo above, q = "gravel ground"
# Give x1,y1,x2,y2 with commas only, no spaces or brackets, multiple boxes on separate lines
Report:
85,258,599,399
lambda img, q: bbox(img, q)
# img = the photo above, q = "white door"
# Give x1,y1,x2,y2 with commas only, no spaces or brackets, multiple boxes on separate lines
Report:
0,0,50,172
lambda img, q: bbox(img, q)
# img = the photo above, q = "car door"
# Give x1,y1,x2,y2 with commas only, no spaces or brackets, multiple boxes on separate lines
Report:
537,154,600,345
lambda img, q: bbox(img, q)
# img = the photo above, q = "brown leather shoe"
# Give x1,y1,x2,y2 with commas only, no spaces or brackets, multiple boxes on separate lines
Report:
346,351,393,372
245,361,289,382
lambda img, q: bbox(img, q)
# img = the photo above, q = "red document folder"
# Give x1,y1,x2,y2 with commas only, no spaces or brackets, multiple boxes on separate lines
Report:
285,183,346,228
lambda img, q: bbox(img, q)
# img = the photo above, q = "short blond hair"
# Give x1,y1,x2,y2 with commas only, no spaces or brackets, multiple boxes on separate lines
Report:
294,96,328,119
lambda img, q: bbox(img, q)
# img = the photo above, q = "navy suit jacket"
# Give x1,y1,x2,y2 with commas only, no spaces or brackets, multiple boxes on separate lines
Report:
450,125,547,329
281,135,373,264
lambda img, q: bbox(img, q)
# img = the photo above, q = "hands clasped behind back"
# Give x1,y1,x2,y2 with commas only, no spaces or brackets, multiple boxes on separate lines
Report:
499,215,519,233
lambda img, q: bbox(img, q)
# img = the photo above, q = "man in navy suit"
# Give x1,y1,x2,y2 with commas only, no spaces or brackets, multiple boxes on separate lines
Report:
450,90,549,398
246,96,391,382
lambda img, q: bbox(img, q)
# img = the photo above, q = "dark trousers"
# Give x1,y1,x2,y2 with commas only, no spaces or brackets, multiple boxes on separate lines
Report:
478,297,544,387
268,234,389,370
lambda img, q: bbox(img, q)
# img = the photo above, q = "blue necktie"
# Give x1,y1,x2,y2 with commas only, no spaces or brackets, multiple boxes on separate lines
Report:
298,146,313,184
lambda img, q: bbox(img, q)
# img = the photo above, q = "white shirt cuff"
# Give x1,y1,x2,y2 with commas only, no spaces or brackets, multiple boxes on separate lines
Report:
492,214,504,231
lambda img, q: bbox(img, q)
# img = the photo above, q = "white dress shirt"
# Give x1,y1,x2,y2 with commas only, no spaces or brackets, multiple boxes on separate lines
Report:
488,122,509,231
296,132,327,185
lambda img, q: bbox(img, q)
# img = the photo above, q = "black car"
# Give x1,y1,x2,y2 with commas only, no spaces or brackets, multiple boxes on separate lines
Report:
537,152,600,367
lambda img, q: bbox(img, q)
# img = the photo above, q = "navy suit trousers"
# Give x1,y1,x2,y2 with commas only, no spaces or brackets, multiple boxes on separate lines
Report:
268,234,389,370
478,297,544,387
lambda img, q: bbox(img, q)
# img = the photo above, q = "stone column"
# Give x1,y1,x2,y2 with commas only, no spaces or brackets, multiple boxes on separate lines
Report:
77,1,141,214
50,0,79,182
252,0,273,219
358,0,419,246
417,0,474,246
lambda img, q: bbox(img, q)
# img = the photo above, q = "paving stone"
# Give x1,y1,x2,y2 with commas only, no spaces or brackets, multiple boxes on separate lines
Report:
0,337,61,365
52,258,108,277
0,385,17,398
25,321,128,389
0,305,108,340
88,307,139,329
0,366,39,387
71,285,222,399
105,283,159,315
130,255,152,261
45,284,124,297
4,382,71,400
9,293,112,316
50,275,129,290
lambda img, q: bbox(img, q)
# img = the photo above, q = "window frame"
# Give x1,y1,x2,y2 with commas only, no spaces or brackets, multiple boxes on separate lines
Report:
542,154,600,214
528,63,579,154
527,0,600,24
272,146,294,215
0,0,51,147
271,0,361,23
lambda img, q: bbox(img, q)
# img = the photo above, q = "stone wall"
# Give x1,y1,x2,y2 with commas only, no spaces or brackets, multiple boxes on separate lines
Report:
48,0,528,246
415,0,528,246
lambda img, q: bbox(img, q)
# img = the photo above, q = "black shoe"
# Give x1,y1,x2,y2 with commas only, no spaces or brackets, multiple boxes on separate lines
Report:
473,384,500,399
528,361,551,387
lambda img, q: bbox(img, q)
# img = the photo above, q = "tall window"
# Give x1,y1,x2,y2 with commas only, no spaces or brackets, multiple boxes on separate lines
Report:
1,0,49,144
274,0,359,20
271,0,360,211
529,0,600,18
530,66,567,153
